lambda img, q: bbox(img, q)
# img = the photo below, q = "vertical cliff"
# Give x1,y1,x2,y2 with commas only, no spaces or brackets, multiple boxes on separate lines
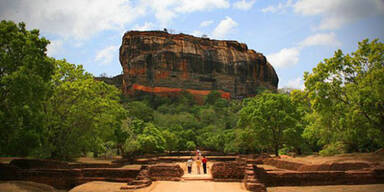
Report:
119,31,278,99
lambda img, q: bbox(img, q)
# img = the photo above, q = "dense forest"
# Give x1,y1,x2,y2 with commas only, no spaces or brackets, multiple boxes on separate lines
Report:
1,21,383,160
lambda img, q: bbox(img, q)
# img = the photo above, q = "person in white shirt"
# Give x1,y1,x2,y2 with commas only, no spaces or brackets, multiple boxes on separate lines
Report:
187,157,193,174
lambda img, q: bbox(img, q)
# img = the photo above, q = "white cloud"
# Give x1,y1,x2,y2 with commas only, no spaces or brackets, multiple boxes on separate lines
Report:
47,39,63,57
200,20,214,27
141,0,230,26
233,0,256,11
268,32,342,68
267,47,300,68
140,0,177,26
133,22,155,31
0,0,231,39
294,0,384,30
191,30,203,37
0,0,145,40
284,77,305,90
175,0,230,13
298,32,341,47
95,45,119,65
211,16,238,39
261,0,293,13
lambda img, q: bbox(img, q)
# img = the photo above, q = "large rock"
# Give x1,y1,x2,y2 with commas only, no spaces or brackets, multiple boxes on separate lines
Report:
119,31,278,99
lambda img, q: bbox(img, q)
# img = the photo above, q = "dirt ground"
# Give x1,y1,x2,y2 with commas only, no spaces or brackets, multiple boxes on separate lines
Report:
138,181,248,192
0,181,66,192
69,181,124,192
68,181,384,192
268,184,384,192
68,181,248,192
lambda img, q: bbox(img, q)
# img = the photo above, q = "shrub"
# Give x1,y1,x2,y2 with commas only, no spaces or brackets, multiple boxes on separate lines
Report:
319,142,346,156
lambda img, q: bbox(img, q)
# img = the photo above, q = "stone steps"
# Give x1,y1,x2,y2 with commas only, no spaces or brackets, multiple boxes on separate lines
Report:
244,164,267,192
121,167,152,191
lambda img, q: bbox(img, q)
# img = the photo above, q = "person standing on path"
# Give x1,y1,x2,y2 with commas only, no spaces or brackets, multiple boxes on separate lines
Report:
202,156,208,174
187,157,193,174
196,148,201,157
196,157,202,174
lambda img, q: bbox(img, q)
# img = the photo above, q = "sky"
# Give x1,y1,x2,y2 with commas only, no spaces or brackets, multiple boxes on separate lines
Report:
1,0,383,89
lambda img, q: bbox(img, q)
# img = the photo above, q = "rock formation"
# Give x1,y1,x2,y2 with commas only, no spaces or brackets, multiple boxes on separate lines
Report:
119,31,278,99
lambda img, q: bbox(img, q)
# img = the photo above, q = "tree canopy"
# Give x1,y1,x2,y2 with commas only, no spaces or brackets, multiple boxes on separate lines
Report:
303,39,384,154
0,21,54,156
238,93,299,156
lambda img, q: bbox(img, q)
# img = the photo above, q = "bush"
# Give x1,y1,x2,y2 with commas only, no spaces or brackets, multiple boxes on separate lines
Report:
278,145,294,155
319,142,346,156
186,141,196,150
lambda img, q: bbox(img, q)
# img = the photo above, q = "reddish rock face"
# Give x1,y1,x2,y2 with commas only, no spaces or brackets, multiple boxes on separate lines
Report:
119,31,278,99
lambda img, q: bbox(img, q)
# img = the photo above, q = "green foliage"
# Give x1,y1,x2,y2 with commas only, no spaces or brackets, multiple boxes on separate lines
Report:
304,39,384,154
44,59,126,160
0,20,54,156
186,141,196,150
319,142,346,156
125,101,154,122
238,93,300,156
278,145,294,155
205,90,221,105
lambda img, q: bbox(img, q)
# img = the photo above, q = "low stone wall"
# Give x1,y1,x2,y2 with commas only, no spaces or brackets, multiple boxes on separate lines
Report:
298,162,371,171
69,163,122,169
9,159,71,169
253,164,384,187
211,162,244,180
81,168,140,179
262,159,303,171
148,164,184,181
265,169,384,186
263,158,372,171
129,156,238,164
0,160,140,190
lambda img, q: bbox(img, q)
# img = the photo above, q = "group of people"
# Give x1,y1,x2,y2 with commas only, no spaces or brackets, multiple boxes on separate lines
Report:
186,149,208,174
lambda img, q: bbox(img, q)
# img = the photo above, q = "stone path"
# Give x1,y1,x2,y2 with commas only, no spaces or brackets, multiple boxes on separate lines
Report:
177,162,213,181
136,181,248,192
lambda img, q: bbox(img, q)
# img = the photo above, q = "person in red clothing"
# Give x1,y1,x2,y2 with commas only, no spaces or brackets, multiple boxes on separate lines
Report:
202,155,208,174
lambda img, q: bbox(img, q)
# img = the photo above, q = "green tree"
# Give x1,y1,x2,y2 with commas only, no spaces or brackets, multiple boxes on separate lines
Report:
44,59,126,160
205,90,221,105
0,21,54,156
162,130,179,151
238,93,299,156
304,39,384,153
121,118,144,157
137,123,165,153
288,90,313,154
125,101,154,122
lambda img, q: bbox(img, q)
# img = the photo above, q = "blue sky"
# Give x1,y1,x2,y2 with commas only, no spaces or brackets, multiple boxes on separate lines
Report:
1,0,383,89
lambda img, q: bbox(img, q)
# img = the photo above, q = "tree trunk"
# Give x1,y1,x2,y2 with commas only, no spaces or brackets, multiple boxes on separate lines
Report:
274,145,279,157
